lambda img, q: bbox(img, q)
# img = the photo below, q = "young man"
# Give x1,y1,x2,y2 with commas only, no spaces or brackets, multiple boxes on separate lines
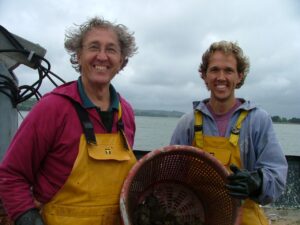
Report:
0,16,138,225
170,41,288,225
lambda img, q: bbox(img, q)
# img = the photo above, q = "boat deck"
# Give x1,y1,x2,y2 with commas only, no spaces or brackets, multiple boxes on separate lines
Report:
264,207,300,225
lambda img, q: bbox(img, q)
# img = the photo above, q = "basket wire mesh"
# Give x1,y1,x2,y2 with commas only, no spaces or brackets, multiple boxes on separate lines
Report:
120,145,241,225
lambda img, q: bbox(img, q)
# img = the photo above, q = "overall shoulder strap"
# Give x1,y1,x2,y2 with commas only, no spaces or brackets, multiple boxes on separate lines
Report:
116,103,131,150
194,110,204,148
71,101,97,145
116,102,124,131
229,110,249,146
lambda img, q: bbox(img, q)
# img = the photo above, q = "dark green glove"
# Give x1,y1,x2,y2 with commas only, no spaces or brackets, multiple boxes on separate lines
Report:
226,164,263,200
15,208,44,225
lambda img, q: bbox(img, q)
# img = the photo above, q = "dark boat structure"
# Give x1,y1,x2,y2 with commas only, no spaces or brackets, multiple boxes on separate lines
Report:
1,25,299,224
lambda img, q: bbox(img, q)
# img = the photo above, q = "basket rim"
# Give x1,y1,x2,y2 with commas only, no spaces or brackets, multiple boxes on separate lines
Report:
120,145,241,225
122,145,230,193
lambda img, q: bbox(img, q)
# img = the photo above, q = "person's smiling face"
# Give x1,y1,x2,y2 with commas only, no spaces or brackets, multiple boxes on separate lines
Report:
204,51,243,103
78,27,123,88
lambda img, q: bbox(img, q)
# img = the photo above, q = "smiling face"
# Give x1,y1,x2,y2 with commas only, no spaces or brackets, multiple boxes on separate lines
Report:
77,27,123,89
203,51,243,104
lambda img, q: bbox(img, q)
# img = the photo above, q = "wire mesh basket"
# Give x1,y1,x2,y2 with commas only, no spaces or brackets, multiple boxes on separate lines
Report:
120,145,241,225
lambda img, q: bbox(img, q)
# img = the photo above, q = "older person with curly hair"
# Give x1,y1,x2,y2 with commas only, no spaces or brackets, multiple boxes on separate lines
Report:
0,16,138,225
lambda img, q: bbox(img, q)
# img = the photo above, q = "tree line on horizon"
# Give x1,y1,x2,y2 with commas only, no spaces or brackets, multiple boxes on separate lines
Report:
17,98,300,123
271,116,300,124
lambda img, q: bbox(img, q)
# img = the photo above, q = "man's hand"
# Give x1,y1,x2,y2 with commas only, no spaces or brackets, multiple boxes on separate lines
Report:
226,164,263,199
15,208,44,225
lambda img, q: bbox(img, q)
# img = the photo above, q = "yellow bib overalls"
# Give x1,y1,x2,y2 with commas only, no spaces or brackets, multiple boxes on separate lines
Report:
42,103,136,225
193,110,269,225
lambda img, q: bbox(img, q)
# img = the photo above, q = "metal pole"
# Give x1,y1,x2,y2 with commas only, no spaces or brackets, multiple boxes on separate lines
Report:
0,63,18,160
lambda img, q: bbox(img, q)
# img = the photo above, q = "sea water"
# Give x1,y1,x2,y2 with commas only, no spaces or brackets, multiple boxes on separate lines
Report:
134,116,300,156
18,112,300,156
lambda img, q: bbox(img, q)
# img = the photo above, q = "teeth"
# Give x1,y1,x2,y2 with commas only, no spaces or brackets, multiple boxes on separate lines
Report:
94,65,107,72
216,85,226,89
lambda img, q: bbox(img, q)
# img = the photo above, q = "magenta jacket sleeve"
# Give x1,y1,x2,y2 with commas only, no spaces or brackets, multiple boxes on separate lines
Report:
0,104,56,220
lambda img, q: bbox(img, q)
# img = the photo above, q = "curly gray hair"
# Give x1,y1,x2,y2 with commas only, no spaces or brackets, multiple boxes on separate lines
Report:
64,16,138,72
199,40,250,89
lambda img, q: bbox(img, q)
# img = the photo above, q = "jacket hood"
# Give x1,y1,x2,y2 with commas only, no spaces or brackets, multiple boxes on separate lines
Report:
47,81,82,104
193,98,257,115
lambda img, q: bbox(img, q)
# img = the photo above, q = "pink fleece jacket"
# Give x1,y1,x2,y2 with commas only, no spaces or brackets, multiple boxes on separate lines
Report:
0,81,135,220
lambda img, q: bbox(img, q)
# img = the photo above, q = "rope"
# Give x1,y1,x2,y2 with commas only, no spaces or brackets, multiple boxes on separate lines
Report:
0,25,66,108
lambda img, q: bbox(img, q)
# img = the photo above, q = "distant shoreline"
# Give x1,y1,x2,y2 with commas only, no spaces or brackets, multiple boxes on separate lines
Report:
134,109,184,118
17,99,299,123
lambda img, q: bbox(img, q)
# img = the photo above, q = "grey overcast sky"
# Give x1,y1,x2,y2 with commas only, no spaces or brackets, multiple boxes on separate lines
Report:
1,0,299,118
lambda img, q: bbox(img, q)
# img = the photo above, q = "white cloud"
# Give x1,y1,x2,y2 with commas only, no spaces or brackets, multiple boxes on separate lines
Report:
1,0,299,118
